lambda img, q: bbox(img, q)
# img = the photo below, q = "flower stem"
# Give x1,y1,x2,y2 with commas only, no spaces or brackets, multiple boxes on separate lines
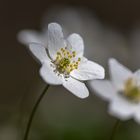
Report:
109,119,121,140
23,84,50,140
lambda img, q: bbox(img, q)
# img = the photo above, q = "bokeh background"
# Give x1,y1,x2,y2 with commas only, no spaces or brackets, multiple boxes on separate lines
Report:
1,0,140,140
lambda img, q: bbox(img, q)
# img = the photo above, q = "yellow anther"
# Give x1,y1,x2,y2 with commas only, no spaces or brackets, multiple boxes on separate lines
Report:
63,49,66,53
57,52,61,55
70,68,73,71
54,48,80,77
56,56,59,60
70,64,73,67
61,48,64,51
78,58,81,61
72,51,76,54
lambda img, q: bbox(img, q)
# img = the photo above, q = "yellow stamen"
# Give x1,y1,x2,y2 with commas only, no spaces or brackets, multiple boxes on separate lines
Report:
122,78,140,102
53,47,80,77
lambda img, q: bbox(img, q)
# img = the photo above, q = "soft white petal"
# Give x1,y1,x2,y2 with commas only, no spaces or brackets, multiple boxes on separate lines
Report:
17,30,47,47
134,69,140,86
134,105,140,123
47,23,66,60
67,33,84,57
29,43,50,64
39,62,63,85
109,58,132,90
89,80,116,101
134,115,140,124
134,69,140,77
108,95,136,120
62,77,89,98
70,60,105,81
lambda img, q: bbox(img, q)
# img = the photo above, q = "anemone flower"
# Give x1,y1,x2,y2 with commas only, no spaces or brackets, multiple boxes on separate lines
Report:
29,23,105,98
90,58,140,123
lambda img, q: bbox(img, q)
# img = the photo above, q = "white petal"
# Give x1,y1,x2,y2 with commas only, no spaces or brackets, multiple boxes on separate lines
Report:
39,62,63,85
134,69,140,86
134,115,140,124
47,23,66,60
134,69,140,77
17,30,47,47
62,77,89,98
89,80,116,101
70,60,105,81
134,105,140,123
67,33,84,57
109,58,132,90
29,43,50,64
108,95,136,120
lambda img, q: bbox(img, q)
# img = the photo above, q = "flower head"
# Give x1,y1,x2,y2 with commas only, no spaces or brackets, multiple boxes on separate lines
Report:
28,23,105,98
90,58,140,123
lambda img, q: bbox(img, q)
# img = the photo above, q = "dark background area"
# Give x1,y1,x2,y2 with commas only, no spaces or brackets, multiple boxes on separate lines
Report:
1,0,140,140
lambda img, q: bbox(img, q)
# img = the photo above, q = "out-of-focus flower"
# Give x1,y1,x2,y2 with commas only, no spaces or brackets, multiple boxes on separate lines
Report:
17,28,48,47
29,23,105,98
90,58,140,123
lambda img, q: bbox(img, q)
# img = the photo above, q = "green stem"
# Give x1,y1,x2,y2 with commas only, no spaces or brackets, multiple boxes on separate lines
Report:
23,84,50,140
110,119,121,140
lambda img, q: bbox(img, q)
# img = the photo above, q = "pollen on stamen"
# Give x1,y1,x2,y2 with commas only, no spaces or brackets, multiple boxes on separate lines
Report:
78,58,81,61
120,78,140,103
52,47,80,78
57,52,61,55
61,48,64,51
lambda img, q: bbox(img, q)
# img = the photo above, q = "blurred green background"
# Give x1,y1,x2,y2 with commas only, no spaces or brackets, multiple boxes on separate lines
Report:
1,0,140,140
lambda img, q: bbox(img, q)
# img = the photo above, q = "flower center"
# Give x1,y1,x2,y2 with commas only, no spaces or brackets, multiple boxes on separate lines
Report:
121,78,140,103
53,47,81,77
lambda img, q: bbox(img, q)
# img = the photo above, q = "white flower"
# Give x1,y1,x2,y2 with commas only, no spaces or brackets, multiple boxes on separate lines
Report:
29,23,105,98
90,58,140,123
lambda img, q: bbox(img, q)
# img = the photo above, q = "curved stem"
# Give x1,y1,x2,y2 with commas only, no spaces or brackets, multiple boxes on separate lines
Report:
23,84,50,140
110,119,121,140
